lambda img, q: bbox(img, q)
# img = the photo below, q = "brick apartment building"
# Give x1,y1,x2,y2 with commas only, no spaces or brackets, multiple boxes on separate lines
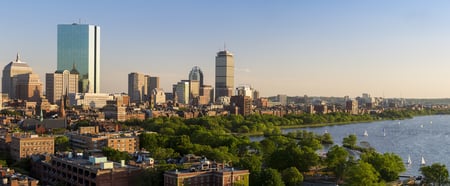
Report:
31,154,141,186
67,131,138,153
164,159,249,186
10,134,54,161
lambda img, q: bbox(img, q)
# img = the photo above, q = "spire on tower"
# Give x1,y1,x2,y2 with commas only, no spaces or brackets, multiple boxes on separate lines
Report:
15,52,21,63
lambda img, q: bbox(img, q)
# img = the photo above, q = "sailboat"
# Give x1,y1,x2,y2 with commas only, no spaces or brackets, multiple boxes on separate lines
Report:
406,155,412,165
383,128,386,137
363,130,368,137
421,156,426,165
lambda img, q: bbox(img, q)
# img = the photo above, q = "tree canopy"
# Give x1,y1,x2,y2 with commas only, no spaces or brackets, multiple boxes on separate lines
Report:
420,163,449,186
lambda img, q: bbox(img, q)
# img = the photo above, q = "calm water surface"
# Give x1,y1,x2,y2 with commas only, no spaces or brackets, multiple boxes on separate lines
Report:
251,115,450,176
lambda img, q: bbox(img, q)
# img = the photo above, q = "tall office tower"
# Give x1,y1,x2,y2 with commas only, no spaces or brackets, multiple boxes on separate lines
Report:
15,73,43,102
2,54,33,99
128,72,148,104
199,85,214,105
277,94,287,105
215,50,234,100
174,80,190,105
57,23,100,93
46,68,79,104
148,76,160,93
189,66,204,87
189,80,200,104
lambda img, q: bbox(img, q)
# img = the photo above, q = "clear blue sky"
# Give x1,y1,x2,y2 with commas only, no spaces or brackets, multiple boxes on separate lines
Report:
2,1,450,98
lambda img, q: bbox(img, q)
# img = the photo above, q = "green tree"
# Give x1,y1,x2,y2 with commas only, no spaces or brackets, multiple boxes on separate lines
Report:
260,168,285,186
325,145,349,183
361,152,406,182
420,163,449,186
236,155,262,173
281,167,303,186
151,147,179,161
344,161,381,186
139,133,160,151
236,155,263,186
0,160,7,167
267,143,302,171
321,132,333,144
342,134,357,149
54,136,71,152
132,164,178,186
102,147,131,162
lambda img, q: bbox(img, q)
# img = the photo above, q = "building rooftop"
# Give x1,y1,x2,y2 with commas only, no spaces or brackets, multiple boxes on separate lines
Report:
46,154,140,173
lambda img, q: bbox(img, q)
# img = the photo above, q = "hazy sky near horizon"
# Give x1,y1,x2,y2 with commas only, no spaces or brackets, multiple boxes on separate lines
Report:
2,1,450,98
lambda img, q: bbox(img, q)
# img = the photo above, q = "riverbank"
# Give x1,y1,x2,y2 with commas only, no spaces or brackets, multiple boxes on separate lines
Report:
237,118,397,137
236,113,450,137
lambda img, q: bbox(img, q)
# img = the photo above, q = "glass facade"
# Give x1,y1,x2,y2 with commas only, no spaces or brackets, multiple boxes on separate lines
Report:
57,24,100,93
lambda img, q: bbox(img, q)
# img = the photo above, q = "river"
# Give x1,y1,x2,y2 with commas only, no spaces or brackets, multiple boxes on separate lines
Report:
250,115,450,176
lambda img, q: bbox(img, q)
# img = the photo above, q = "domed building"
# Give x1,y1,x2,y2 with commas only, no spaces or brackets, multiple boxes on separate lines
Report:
2,53,34,99
188,66,204,87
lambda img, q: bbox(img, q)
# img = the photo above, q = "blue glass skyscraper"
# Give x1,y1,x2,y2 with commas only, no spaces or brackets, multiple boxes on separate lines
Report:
57,23,100,93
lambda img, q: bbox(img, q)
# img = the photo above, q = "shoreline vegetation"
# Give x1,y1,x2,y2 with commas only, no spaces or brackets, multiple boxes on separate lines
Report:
118,108,450,185
123,108,450,138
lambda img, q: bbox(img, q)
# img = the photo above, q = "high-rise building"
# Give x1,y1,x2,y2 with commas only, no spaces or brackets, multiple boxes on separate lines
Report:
57,23,100,93
277,94,287,106
230,95,252,116
2,54,33,99
199,85,214,105
128,72,159,104
189,66,204,87
128,72,148,104
174,81,190,105
15,73,43,102
215,50,234,99
189,80,200,101
46,68,79,105
148,76,160,93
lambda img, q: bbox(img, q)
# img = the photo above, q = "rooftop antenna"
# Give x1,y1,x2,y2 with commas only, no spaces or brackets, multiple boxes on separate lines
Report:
224,42,227,51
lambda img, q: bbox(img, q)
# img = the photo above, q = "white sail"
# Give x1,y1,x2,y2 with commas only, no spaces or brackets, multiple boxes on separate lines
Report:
421,156,426,165
363,130,368,136
407,155,412,165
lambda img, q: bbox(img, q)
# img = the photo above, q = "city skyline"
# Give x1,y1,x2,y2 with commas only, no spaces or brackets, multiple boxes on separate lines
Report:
2,1,450,98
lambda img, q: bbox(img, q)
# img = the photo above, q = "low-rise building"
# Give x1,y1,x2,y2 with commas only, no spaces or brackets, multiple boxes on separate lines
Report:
106,137,138,154
0,165,39,186
10,134,54,161
164,158,249,186
31,154,141,186
67,132,138,153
